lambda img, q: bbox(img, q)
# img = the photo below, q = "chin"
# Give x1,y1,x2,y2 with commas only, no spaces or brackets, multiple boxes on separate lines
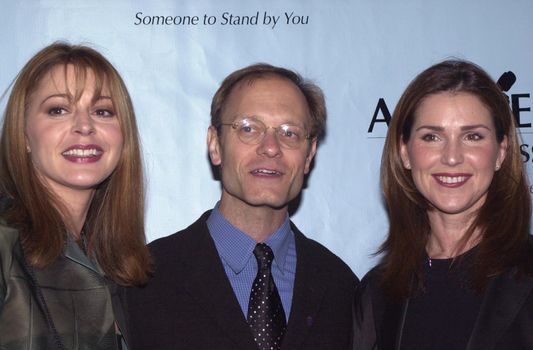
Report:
432,204,478,215
64,178,108,190
246,195,290,210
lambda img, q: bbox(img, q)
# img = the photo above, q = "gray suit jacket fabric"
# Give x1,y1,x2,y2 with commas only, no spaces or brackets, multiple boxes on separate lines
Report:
123,210,358,350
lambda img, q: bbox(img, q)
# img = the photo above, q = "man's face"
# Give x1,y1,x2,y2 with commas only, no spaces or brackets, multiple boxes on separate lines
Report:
208,77,317,212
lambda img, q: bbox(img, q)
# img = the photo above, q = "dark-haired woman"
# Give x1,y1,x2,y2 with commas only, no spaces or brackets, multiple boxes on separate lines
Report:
353,60,533,349
0,43,152,349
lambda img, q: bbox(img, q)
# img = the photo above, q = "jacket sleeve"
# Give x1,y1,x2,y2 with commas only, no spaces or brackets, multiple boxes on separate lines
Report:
0,225,17,314
352,274,379,350
0,249,5,314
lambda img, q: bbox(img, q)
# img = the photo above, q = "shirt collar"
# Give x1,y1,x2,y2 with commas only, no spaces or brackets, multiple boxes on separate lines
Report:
207,202,293,275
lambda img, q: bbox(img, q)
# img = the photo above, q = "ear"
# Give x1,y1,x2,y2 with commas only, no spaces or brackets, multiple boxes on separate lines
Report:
304,139,318,174
399,137,411,169
495,135,508,171
207,126,222,166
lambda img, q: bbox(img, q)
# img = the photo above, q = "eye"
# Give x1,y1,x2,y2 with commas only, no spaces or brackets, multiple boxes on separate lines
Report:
241,125,254,133
94,108,116,118
48,107,68,116
279,126,302,140
421,133,439,142
465,133,483,141
237,119,262,134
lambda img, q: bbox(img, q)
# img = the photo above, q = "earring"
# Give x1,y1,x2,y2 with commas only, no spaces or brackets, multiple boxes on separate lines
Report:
405,162,411,170
26,145,31,153
495,164,500,170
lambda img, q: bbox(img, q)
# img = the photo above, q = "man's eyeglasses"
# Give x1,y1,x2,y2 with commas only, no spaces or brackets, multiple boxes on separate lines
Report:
220,117,312,149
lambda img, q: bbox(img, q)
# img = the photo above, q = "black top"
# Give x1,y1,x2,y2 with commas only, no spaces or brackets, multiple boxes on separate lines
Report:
400,249,483,350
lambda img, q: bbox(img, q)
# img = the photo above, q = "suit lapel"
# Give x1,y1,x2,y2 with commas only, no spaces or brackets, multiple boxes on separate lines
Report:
467,270,533,350
282,227,328,350
181,216,257,349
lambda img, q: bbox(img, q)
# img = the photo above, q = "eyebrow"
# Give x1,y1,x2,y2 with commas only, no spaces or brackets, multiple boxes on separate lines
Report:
414,124,493,132
92,95,113,103
236,115,307,127
40,93,70,106
39,94,113,106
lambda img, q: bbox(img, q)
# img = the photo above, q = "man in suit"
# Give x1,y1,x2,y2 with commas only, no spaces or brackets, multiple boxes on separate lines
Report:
123,64,358,350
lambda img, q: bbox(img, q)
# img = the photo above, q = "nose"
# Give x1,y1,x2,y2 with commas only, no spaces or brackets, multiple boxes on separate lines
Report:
72,110,95,135
441,139,464,166
256,129,282,158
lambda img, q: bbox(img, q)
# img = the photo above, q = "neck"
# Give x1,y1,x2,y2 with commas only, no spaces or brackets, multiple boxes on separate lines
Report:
426,210,480,259
218,197,288,243
54,188,95,239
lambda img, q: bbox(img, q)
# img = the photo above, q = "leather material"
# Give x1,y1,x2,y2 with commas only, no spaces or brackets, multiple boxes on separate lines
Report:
0,223,121,350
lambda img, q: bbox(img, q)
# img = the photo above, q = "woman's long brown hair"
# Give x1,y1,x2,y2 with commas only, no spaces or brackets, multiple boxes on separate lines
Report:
379,60,532,300
0,42,152,286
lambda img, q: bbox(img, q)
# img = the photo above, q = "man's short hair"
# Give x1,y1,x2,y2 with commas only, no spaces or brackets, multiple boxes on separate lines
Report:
210,63,327,140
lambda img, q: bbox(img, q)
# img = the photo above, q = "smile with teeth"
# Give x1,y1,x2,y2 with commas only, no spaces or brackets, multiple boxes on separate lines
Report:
435,175,469,184
62,148,102,157
252,169,282,176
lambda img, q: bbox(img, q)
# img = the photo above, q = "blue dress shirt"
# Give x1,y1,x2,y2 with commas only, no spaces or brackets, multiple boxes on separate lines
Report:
207,203,296,322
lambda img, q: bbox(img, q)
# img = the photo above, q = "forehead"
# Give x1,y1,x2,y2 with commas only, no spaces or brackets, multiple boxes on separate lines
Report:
33,64,109,99
413,92,493,128
223,76,310,125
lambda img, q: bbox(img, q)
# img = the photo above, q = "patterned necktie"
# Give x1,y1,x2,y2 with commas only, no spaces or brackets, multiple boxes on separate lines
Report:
247,243,287,350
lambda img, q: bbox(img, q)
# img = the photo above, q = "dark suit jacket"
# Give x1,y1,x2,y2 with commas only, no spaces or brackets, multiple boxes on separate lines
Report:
352,265,533,350
122,210,358,350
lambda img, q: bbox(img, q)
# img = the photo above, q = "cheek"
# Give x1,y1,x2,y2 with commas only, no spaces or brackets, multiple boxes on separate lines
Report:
25,123,42,149
105,124,125,150
407,145,436,170
221,141,249,169
25,125,58,155
115,131,125,152
469,147,499,170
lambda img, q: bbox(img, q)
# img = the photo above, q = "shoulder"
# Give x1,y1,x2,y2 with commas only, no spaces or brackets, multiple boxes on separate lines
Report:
354,267,388,326
292,222,358,284
148,211,211,260
121,212,212,297
511,235,533,278
354,265,392,325
0,222,19,257
359,266,383,289
356,266,384,302
0,222,20,303
352,266,384,350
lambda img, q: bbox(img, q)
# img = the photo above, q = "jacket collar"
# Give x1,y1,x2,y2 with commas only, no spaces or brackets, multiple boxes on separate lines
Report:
63,236,103,275
179,212,329,350
280,224,328,350
179,212,258,349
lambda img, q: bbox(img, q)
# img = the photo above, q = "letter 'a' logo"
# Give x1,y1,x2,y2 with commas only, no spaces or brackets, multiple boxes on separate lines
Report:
497,71,516,92
498,71,531,128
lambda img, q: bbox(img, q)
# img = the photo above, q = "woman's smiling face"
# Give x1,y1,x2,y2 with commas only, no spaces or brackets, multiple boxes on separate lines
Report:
400,92,507,217
25,64,123,200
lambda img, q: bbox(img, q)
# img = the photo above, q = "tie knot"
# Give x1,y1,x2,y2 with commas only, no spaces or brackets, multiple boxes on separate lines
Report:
253,243,274,270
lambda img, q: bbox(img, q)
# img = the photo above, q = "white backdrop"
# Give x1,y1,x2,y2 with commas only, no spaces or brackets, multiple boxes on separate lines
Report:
1,0,532,278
